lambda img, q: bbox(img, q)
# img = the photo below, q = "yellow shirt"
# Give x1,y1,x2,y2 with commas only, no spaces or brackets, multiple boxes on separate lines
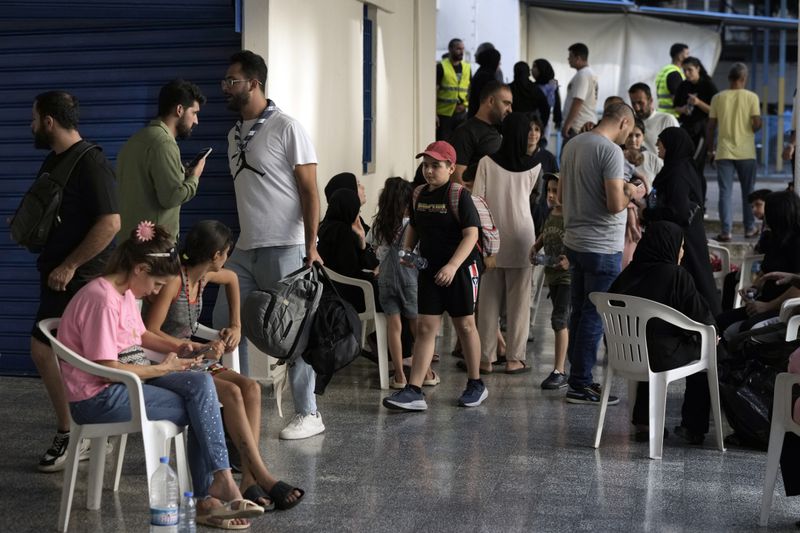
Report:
709,89,761,160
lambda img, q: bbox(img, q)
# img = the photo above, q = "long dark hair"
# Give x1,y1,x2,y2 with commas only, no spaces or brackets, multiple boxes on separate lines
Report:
532,59,555,83
682,57,711,82
180,220,234,267
105,223,180,278
372,177,413,246
765,191,800,245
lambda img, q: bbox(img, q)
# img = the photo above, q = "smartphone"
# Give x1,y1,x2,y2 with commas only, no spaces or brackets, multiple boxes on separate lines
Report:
179,345,215,359
186,147,213,170
190,359,218,372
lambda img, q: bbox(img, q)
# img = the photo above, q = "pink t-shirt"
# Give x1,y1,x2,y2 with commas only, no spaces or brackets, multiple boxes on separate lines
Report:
57,277,145,402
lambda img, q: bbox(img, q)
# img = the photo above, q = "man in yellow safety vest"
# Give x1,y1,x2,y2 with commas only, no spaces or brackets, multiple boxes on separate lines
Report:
655,43,690,117
436,38,471,140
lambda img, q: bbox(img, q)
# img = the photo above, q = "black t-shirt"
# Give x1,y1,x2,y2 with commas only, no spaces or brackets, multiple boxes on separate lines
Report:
410,182,480,270
666,71,683,95
36,142,118,274
674,78,719,132
449,117,502,182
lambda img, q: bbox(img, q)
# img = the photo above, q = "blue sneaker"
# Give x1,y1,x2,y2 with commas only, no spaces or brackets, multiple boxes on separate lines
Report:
382,386,427,411
458,380,488,407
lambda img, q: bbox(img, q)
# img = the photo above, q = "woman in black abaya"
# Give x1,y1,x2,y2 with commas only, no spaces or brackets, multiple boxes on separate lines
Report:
643,127,721,316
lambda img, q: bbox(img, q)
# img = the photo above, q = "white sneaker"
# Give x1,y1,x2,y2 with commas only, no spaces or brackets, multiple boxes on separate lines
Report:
279,412,325,440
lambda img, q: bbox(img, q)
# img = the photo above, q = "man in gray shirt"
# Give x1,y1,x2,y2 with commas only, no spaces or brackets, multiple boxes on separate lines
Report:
558,102,641,404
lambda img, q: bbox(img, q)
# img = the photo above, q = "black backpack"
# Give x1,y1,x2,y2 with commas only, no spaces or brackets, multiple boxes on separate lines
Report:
242,265,323,362
302,264,363,394
9,141,99,253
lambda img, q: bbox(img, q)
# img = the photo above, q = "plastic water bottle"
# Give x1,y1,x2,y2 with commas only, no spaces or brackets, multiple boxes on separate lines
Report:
150,457,179,528
398,250,428,270
751,259,762,284
179,492,196,533
647,187,658,210
534,253,559,267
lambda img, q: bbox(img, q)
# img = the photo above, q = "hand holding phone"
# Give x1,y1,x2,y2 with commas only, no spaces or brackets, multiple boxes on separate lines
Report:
185,147,212,176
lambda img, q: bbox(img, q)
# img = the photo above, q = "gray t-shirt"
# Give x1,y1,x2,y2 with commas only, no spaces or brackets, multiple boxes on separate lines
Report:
560,132,626,254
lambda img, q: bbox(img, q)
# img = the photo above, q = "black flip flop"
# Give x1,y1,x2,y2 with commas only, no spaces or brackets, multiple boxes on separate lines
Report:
267,480,305,511
505,362,532,374
242,484,275,512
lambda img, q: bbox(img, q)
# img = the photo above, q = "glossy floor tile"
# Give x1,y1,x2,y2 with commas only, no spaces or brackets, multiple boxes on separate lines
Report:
2,295,798,532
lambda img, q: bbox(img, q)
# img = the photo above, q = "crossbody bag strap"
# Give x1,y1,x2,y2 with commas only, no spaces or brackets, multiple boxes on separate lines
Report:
49,140,100,188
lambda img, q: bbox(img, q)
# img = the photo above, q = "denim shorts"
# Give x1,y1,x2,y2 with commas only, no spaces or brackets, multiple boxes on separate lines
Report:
378,279,418,318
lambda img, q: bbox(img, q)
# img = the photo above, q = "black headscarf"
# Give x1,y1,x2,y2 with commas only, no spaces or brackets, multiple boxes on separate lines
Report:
509,62,547,117
652,127,703,206
324,172,358,202
322,189,360,225
490,112,538,172
630,220,684,267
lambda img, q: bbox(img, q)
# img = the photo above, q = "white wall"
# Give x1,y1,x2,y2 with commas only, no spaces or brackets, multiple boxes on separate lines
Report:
435,0,521,82
242,0,436,221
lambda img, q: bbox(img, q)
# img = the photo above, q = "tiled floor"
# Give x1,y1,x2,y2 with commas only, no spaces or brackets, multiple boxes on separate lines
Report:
2,296,799,532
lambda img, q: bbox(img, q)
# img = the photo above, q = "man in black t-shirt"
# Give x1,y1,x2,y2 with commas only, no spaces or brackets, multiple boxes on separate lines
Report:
383,141,488,411
27,91,120,472
449,80,511,183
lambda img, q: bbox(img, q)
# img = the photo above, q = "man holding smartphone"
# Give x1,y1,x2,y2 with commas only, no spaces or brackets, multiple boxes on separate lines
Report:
116,79,207,241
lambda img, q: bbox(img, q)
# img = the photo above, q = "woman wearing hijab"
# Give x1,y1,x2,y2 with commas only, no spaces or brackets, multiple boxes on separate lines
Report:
643,127,721,316
508,61,549,124
609,221,716,444
531,58,562,137
317,189,379,312
324,171,378,267
473,113,541,373
468,48,502,119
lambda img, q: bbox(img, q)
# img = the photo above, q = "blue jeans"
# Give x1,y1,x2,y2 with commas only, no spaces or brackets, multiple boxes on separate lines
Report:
69,372,227,498
212,245,318,416
565,248,622,388
716,158,757,235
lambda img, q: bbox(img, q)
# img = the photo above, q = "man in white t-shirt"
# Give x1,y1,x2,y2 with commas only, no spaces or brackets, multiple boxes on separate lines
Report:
561,43,598,139
628,82,679,154
213,50,325,440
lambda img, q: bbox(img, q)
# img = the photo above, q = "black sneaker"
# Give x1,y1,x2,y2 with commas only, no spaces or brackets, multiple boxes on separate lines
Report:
38,431,70,472
458,380,488,407
565,383,619,405
540,370,568,390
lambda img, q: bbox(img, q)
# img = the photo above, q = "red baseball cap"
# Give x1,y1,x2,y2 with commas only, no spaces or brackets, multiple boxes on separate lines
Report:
415,141,456,165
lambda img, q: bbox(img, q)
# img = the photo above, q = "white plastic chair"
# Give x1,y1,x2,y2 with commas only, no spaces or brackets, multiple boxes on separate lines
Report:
760,372,800,526
733,253,765,309
589,292,726,459
529,265,547,332
707,242,730,292
786,315,800,342
322,266,390,389
38,318,190,533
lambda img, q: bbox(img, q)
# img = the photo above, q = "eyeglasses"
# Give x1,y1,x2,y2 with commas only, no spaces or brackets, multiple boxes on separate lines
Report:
220,78,262,89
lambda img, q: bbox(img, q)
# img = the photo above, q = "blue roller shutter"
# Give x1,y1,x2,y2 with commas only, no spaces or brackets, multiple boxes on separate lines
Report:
0,1,242,375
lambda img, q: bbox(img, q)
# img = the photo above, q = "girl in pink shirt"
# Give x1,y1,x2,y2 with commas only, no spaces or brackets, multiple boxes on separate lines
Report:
58,222,263,528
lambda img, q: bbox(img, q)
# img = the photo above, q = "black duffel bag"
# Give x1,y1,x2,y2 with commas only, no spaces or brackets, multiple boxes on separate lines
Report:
302,264,362,394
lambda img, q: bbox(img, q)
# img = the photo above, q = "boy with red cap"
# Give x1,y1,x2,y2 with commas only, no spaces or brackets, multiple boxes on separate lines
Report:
382,141,487,410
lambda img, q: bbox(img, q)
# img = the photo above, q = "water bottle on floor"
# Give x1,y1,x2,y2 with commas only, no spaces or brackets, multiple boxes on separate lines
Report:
150,456,179,528
179,491,196,533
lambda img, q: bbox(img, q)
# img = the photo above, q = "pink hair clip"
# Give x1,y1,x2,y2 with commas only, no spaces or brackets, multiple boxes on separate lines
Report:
136,221,156,242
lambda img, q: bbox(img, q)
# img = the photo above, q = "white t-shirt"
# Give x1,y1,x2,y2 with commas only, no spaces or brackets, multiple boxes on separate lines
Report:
563,66,598,132
642,111,679,154
228,109,318,250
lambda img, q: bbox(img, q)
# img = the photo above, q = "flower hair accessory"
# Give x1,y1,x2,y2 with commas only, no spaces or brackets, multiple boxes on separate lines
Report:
136,221,156,242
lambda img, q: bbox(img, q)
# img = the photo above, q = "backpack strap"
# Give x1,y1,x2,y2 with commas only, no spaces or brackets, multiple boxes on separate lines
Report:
447,181,463,223
412,184,426,212
49,140,100,189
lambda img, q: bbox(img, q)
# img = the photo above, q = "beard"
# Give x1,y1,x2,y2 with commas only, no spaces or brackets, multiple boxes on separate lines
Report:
226,91,249,113
176,121,194,140
33,128,51,149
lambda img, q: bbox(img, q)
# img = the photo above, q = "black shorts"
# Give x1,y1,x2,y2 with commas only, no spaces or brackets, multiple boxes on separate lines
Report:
31,269,95,344
548,283,571,331
417,261,480,318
